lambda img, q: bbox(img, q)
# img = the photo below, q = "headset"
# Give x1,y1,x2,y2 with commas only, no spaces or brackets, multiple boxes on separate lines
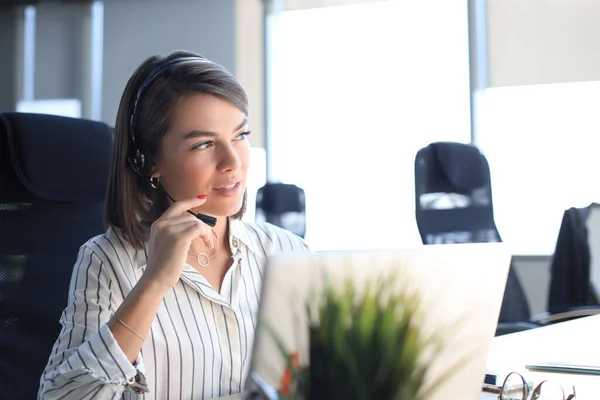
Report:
127,56,217,227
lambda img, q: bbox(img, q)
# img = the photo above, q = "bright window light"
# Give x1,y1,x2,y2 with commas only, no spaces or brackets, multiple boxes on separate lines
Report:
267,0,471,251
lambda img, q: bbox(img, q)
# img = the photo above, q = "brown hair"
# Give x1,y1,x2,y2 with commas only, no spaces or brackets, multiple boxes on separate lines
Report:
104,50,249,249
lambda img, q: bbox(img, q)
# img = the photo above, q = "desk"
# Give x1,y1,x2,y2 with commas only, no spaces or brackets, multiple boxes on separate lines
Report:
221,316,600,400
482,314,600,399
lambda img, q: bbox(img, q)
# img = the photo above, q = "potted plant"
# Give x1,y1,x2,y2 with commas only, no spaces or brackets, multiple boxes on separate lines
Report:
261,270,463,400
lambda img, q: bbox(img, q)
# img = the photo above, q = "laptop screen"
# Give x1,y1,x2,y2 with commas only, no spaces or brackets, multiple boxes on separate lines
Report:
246,243,511,400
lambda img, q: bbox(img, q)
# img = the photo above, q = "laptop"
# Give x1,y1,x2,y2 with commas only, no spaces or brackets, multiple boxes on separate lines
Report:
244,243,512,400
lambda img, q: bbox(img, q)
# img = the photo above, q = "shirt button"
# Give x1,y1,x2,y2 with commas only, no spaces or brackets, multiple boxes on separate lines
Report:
232,238,239,248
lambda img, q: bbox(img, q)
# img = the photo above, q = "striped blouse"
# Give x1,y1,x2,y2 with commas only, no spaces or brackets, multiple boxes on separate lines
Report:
38,218,309,400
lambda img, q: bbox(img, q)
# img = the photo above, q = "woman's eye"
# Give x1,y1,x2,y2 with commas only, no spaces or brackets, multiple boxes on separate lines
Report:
191,141,213,151
235,131,252,140
191,131,250,150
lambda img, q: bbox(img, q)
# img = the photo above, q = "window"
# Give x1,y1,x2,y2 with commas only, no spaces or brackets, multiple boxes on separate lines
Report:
476,81,600,255
267,1,471,251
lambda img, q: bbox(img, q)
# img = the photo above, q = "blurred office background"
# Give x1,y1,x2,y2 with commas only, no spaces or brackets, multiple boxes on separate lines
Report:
3,0,600,316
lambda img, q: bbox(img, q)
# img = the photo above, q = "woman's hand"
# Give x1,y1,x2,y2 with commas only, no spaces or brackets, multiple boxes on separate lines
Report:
142,196,215,291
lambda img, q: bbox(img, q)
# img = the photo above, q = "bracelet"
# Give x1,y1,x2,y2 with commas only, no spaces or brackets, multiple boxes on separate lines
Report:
111,315,146,342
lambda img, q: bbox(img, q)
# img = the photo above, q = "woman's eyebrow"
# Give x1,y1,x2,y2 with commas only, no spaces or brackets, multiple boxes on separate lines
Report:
181,117,249,140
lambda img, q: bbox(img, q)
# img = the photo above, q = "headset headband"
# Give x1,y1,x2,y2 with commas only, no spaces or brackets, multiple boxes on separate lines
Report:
129,56,206,139
127,56,206,177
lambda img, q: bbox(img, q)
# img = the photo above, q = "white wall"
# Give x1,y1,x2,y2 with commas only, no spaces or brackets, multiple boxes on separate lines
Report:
236,0,265,149
34,3,84,100
486,0,600,87
101,0,237,125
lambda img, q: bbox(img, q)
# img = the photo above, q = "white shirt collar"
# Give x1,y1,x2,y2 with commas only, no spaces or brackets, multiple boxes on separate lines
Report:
228,217,259,255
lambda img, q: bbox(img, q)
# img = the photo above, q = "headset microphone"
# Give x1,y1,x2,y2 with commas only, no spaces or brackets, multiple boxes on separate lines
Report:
162,189,217,227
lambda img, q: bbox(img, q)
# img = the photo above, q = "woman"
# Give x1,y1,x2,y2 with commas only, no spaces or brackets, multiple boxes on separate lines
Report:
38,50,308,400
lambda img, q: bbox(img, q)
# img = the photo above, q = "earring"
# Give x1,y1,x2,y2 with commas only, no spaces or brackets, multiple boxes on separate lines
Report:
149,176,159,189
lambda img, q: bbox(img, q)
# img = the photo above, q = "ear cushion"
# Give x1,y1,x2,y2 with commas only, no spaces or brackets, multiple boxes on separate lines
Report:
128,147,152,178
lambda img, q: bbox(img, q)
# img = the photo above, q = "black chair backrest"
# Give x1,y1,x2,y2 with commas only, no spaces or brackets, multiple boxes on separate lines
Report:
414,141,531,323
548,206,600,314
415,141,498,244
255,182,306,238
0,112,112,399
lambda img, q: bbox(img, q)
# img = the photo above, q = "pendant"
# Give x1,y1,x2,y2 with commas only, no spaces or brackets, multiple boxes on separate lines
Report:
197,253,210,267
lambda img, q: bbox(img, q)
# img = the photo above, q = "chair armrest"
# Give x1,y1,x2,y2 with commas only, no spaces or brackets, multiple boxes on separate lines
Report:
495,321,541,336
531,306,600,325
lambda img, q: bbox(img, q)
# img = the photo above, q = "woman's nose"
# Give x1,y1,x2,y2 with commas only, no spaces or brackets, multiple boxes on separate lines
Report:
218,144,242,172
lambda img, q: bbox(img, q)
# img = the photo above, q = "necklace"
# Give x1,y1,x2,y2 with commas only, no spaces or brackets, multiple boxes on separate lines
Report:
188,244,223,267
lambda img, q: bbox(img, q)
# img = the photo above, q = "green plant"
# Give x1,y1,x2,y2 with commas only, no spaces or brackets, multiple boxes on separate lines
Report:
266,269,463,400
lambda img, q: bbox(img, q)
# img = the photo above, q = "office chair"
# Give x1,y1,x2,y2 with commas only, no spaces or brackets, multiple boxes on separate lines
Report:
414,142,539,336
0,112,112,399
544,204,600,323
255,182,306,238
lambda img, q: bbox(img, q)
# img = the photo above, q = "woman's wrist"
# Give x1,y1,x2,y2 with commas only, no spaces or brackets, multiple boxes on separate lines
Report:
109,271,169,363
136,273,172,298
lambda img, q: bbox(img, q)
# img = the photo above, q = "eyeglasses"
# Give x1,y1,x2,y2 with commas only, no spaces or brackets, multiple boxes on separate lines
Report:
499,372,576,400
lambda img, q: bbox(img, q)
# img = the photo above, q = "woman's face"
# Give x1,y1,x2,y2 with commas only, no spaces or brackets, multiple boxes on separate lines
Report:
152,93,250,217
